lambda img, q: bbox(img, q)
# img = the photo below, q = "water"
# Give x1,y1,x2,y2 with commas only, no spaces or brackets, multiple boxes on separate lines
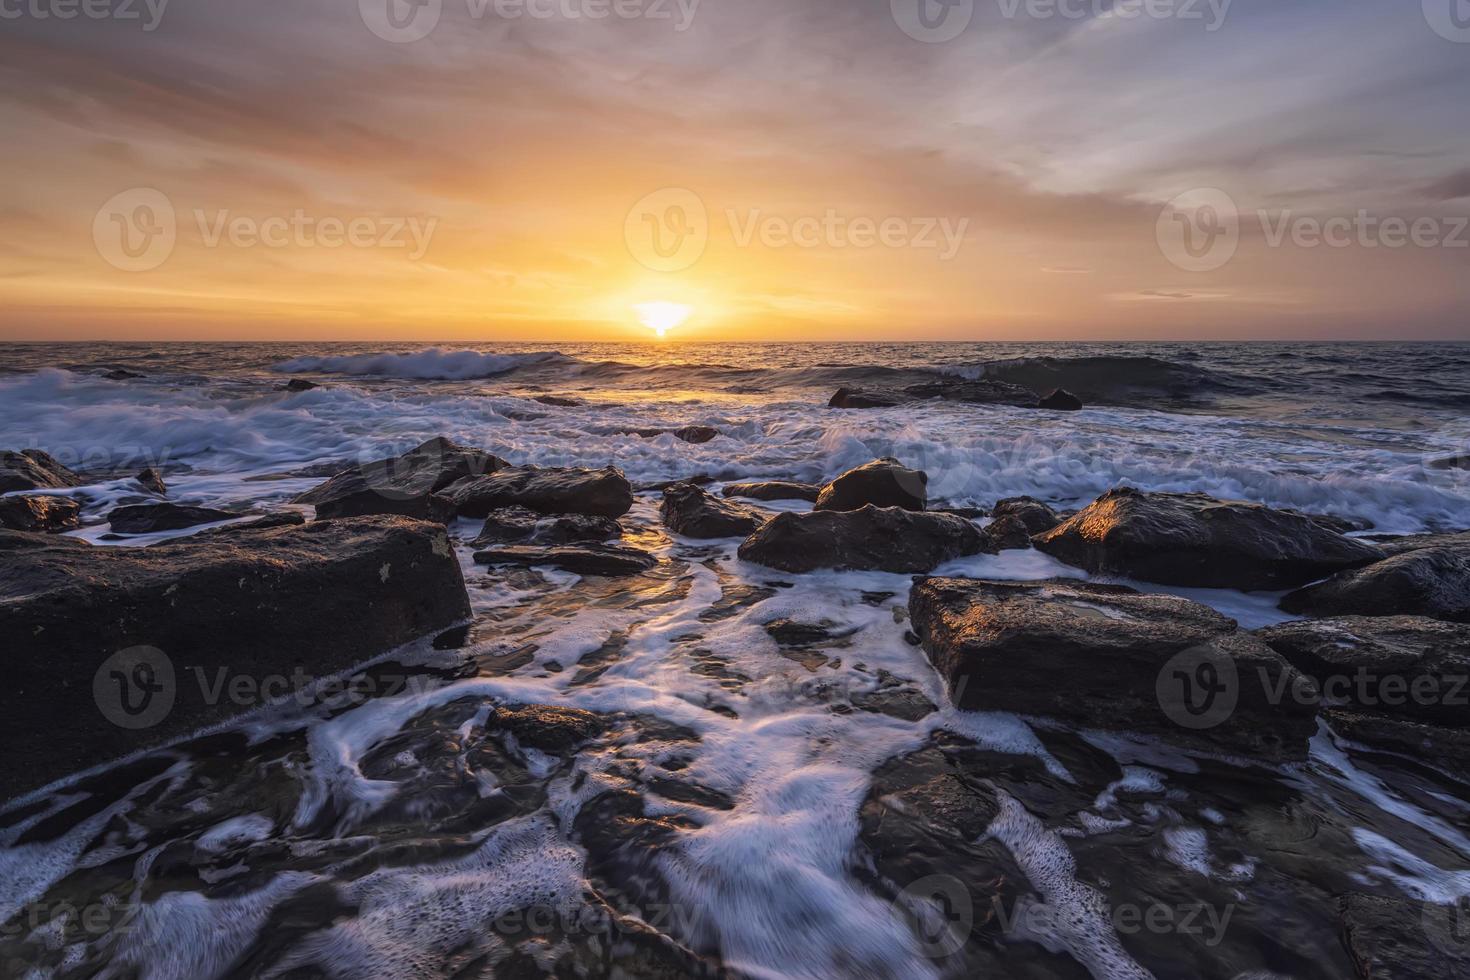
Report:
1,341,1468,979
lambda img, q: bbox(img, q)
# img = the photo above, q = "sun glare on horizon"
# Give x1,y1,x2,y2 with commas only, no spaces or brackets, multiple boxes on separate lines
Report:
634,301,692,339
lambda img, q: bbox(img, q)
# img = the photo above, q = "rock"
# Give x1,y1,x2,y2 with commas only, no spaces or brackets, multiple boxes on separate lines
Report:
0,495,81,533
1037,387,1084,411
533,395,582,407
1368,530,1470,558
470,506,621,547
1338,892,1470,979
279,378,319,392
107,502,239,534
1287,510,1373,534
473,543,657,577
814,458,927,513
0,449,84,494
1324,710,1470,779
0,528,90,551
1281,546,1470,623
0,516,471,799
444,465,633,519
909,577,1319,759
135,467,167,495
1256,617,1470,727
195,512,307,536
991,496,1062,535
620,425,721,445
660,483,766,539
721,481,821,503
295,437,507,523
902,379,1040,407
102,368,144,380
738,505,989,573
980,514,1033,551
487,704,605,754
829,388,904,409
1034,487,1384,591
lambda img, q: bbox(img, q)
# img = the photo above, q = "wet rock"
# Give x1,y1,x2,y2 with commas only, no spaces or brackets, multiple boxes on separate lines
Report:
1338,892,1470,979
829,387,905,409
1034,487,1384,591
102,368,144,380
1369,530,1470,557
0,495,80,533
0,449,84,494
739,505,990,573
108,502,239,534
902,378,1041,407
1037,387,1084,411
1256,617,1470,727
764,619,844,646
814,458,927,512
979,514,1033,551
1287,510,1373,534
444,464,633,519
0,528,90,551
721,481,821,503
0,516,472,800
278,378,319,392
660,483,766,539
991,496,1063,535
533,394,582,407
1281,546,1470,623
1324,710,1470,779
471,505,621,547
909,577,1319,759
619,425,721,444
295,437,507,523
488,704,605,754
473,543,657,577
135,467,167,495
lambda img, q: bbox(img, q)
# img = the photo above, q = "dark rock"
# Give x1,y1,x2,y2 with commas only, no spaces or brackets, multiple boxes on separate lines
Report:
443,465,633,519
279,378,319,392
470,505,621,547
902,379,1040,407
660,483,766,539
1281,546,1470,623
488,704,604,754
1369,530,1470,558
981,355,1228,407
1325,710,1470,780
992,496,1062,535
102,368,144,380
295,437,508,523
0,449,84,494
0,528,90,552
764,619,843,646
619,426,721,444
738,505,989,573
829,388,904,409
1427,453,1470,472
194,512,308,536
1034,487,1384,591
980,514,1033,551
721,481,821,503
0,495,81,533
814,458,927,512
639,474,717,493
135,467,167,495
533,394,582,407
0,516,472,800
1338,891,1470,980
910,577,1319,759
473,543,657,577
108,502,239,534
1256,617,1470,727
1286,510,1373,534
1037,387,1084,411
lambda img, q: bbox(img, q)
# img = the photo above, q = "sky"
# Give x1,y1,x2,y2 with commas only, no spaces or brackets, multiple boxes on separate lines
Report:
0,0,1467,342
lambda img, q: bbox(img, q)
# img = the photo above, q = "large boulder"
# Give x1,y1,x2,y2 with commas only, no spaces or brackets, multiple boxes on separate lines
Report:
1037,388,1084,411
0,494,81,533
909,577,1319,759
1034,487,1383,591
107,502,238,534
814,458,927,512
470,505,621,547
991,496,1062,535
295,437,507,522
722,481,821,503
1280,546,1470,623
473,543,657,577
1256,617,1469,728
0,449,84,494
443,465,633,519
738,505,989,573
0,516,472,800
660,483,766,539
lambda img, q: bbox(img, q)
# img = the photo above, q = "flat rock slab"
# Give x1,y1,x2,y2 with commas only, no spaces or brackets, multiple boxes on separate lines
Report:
721,481,821,503
473,543,657,577
471,506,622,547
0,515,471,801
660,483,766,539
738,505,989,573
107,502,239,534
295,437,507,523
0,494,80,533
445,465,633,519
1035,487,1383,591
909,577,1319,759
1281,546,1470,623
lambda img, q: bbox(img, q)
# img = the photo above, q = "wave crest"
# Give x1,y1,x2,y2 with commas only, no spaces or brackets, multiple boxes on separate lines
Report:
272,348,576,380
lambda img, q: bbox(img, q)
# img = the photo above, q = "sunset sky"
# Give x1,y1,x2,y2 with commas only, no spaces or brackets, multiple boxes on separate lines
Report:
1,0,1467,341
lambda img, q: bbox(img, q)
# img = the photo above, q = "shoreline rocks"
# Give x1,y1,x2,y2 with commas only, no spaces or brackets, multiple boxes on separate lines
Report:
721,481,821,503
444,464,634,519
814,458,926,513
0,494,81,533
473,543,657,577
295,437,507,523
108,502,239,534
660,483,767,539
135,467,168,496
471,506,621,547
1,449,84,494
739,505,989,573
1280,546,1470,623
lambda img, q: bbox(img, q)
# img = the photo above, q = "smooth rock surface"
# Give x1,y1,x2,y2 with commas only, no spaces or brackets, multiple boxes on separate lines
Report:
473,543,657,577
295,437,507,522
660,483,767,539
738,505,989,573
108,502,239,534
721,481,822,503
814,458,927,513
1280,546,1470,623
470,505,622,547
444,465,634,519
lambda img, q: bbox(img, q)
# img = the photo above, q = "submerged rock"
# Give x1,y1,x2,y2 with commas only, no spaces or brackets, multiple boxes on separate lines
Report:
991,496,1062,535
738,505,989,573
619,426,721,444
1034,487,1383,591
487,704,605,754
473,543,657,577
902,378,1040,407
533,394,582,407
1280,546,1470,623
471,505,621,547
660,483,766,539
444,464,634,519
909,577,1319,759
721,480,821,503
279,378,320,392
829,387,904,409
102,368,144,381
135,467,167,496
0,516,472,799
814,458,927,512
1037,387,1084,411
1338,892,1470,980
0,449,84,494
108,502,239,534
296,437,507,523
0,494,81,533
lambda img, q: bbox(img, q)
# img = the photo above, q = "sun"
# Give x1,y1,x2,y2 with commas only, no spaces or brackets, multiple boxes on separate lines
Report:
634,301,692,339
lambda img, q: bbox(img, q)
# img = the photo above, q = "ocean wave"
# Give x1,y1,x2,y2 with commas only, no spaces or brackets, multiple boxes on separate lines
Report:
936,355,1253,404
272,348,576,380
